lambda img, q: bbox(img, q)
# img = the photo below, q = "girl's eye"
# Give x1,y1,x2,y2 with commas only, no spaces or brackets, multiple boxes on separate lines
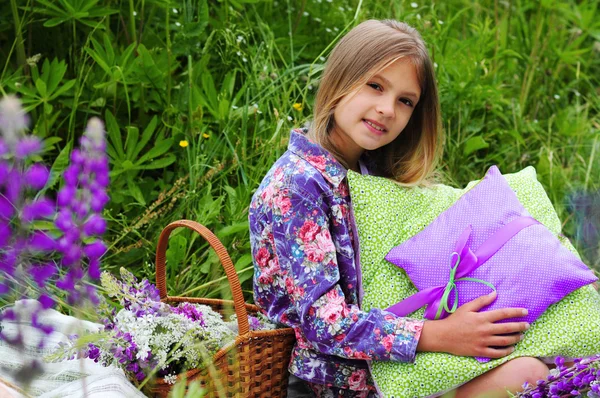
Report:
399,98,414,107
367,82,382,91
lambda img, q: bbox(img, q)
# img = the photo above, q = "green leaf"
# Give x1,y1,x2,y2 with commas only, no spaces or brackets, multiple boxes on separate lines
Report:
139,155,176,170
35,79,47,97
217,221,249,238
124,126,139,160
234,253,253,272
127,178,146,205
105,110,124,159
133,116,158,160
44,141,72,192
201,70,218,113
136,139,174,164
136,44,165,88
166,235,187,272
463,136,489,156
50,79,76,99
44,17,70,27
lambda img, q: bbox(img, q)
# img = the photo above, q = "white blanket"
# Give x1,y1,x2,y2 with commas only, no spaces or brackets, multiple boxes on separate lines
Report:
0,300,146,398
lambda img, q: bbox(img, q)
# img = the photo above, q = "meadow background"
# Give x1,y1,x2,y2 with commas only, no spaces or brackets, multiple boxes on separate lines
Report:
0,0,599,306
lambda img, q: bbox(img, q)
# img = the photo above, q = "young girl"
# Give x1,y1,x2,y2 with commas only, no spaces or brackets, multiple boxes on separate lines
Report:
249,20,549,397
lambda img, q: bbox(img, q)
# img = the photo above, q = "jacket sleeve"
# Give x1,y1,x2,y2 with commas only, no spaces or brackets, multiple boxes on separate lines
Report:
252,185,424,363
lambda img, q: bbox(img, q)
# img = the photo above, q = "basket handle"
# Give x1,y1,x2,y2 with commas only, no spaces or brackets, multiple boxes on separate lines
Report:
155,219,250,335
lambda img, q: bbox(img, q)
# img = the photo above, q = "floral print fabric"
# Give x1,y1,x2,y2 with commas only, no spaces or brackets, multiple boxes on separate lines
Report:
249,129,423,391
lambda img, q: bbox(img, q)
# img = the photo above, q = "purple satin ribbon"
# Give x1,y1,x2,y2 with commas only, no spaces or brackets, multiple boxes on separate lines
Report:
385,216,540,319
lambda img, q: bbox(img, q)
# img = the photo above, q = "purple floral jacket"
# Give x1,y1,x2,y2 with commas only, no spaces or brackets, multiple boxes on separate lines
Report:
249,129,424,391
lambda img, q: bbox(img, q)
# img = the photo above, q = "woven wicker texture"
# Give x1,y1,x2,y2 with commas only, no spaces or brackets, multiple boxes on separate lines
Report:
150,220,295,397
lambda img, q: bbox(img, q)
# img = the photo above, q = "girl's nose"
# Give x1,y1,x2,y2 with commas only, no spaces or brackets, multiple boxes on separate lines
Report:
375,97,395,118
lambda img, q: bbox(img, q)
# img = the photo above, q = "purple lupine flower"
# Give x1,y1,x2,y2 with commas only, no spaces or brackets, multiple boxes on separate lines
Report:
51,116,110,305
519,355,600,397
0,96,110,391
173,303,205,325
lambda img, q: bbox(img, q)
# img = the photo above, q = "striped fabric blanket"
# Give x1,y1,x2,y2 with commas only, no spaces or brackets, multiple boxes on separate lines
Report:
0,300,145,398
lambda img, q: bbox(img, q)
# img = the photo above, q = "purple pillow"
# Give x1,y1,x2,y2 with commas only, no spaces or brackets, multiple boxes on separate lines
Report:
385,166,596,335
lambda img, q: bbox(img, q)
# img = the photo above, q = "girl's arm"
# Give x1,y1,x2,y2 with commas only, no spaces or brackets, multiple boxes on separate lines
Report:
252,186,424,362
417,291,530,358
252,186,529,361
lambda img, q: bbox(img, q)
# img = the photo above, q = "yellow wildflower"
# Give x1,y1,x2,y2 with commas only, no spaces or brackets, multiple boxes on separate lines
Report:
293,103,303,111
202,133,210,139
179,140,189,148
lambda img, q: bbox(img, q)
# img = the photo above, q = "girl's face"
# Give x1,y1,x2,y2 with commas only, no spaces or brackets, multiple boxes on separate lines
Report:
330,58,421,169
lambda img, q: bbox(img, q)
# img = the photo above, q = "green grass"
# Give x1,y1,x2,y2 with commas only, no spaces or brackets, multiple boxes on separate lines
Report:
0,0,598,304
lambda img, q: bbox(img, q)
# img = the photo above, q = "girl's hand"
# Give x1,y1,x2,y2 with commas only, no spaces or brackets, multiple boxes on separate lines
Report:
416,291,530,358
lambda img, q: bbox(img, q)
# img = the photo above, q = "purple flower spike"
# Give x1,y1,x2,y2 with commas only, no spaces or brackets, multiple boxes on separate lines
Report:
22,198,54,222
38,294,54,309
0,222,10,248
83,214,106,236
31,263,57,288
55,209,74,232
24,164,49,189
84,240,106,260
29,231,55,251
57,186,75,207
63,165,79,185
0,161,9,185
5,170,21,203
15,136,41,159
90,191,110,212
0,196,14,220
88,259,101,279
0,283,8,295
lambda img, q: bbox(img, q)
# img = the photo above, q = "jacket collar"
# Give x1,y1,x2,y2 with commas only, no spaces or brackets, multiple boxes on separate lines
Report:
287,128,346,187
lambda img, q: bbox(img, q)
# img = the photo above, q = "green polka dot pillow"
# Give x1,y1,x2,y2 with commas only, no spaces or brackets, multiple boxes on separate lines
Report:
347,166,600,398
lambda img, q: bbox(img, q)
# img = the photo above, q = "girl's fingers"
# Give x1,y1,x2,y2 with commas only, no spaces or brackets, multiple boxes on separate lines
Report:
459,291,497,312
481,346,515,359
486,333,523,348
484,307,528,323
489,321,530,335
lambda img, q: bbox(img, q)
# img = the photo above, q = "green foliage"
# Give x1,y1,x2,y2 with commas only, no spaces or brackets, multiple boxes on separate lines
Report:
0,0,598,301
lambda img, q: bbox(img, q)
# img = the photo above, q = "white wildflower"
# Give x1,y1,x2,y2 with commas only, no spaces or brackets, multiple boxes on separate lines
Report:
0,95,28,144
438,20,444,24
411,2,418,8
554,94,560,100
172,8,178,13
287,116,293,121
175,22,181,27
164,374,177,385
303,11,309,16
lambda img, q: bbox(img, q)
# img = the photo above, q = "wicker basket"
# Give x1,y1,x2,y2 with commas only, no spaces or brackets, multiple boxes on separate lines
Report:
149,220,296,397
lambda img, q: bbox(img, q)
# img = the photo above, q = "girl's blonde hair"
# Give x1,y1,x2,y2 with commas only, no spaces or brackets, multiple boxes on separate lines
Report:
308,19,443,186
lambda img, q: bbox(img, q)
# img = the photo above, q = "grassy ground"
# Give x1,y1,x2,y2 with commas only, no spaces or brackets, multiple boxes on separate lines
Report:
0,0,598,304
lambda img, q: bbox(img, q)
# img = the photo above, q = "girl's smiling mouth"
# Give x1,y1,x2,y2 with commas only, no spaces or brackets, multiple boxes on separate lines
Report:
363,119,387,134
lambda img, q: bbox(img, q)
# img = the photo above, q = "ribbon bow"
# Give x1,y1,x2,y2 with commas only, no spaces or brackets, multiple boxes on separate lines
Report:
386,216,539,320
